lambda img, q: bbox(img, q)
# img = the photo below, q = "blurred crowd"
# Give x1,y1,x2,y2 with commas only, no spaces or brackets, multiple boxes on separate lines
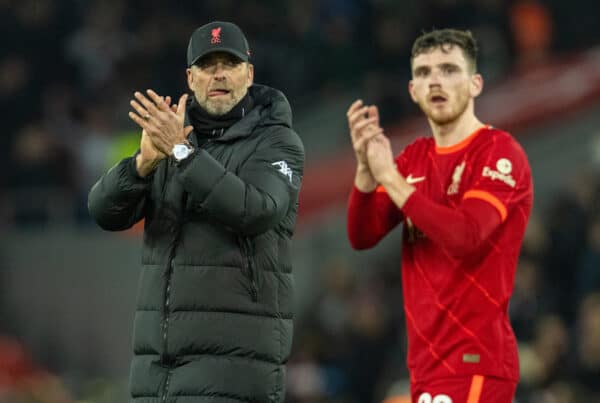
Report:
2,0,600,402
2,0,598,228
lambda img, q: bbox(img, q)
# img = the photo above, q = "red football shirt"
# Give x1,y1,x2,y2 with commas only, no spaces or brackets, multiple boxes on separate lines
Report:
347,126,533,384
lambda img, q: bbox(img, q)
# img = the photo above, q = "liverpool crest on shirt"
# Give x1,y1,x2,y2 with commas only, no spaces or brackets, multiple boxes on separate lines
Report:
447,160,466,195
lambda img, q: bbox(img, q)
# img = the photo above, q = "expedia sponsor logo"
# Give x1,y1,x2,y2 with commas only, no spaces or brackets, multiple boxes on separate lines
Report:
482,166,516,187
496,158,512,174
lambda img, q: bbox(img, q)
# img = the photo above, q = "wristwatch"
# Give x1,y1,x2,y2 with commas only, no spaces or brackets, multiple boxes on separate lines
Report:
172,143,195,162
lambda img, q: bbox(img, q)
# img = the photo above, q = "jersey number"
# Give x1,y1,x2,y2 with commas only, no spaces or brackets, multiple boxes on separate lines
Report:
418,393,452,403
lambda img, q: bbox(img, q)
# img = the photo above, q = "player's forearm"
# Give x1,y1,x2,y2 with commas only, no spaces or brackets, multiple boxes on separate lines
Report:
401,192,501,258
347,187,391,249
354,163,377,193
378,169,415,209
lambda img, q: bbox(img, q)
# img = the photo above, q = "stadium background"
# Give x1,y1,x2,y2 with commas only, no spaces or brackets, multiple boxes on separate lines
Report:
1,1,599,402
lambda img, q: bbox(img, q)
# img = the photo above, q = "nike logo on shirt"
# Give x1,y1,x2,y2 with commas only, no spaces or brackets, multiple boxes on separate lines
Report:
406,174,426,184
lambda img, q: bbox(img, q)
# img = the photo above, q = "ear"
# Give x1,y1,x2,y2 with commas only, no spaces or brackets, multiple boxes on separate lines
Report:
247,63,254,87
408,80,418,103
186,67,194,90
470,73,483,98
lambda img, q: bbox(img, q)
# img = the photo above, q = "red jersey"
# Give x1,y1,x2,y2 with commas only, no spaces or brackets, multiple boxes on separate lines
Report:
347,126,533,384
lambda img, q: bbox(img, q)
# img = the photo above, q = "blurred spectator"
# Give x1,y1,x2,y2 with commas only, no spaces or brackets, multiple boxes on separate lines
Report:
313,0,367,95
286,332,328,402
5,124,76,226
0,335,74,403
263,0,321,104
0,54,36,157
315,259,355,340
344,283,397,403
576,215,600,301
65,0,133,91
75,106,114,190
362,5,419,125
542,193,588,322
574,293,600,398
509,0,553,69
521,214,550,259
381,378,411,403
510,257,544,341
519,315,570,388
547,0,597,52
290,257,402,403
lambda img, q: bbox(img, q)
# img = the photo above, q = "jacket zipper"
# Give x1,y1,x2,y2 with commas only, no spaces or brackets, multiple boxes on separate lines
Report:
160,253,176,403
162,161,179,364
162,369,172,403
160,179,187,402
162,259,174,357
239,236,258,302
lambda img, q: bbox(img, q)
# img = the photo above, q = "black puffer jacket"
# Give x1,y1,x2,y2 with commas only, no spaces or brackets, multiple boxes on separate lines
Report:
88,84,304,403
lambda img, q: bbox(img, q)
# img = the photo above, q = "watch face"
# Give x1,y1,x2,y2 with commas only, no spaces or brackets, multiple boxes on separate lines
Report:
173,144,191,160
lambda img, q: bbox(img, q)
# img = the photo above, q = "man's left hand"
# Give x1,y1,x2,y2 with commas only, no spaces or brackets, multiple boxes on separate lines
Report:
366,134,397,184
129,90,194,155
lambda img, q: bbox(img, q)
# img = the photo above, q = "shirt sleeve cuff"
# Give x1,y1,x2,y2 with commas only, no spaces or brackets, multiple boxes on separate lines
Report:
352,184,377,194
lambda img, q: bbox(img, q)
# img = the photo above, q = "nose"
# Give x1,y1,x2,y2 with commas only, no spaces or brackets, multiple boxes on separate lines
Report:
212,62,227,80
428,70,442,88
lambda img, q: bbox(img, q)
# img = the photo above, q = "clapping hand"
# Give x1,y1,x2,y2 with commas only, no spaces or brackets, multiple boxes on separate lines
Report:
366,134,396,183
347,100,385,191
347,100,384,167
129,90,194,156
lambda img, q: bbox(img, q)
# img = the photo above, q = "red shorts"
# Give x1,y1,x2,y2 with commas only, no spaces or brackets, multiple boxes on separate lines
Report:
411,375,516,403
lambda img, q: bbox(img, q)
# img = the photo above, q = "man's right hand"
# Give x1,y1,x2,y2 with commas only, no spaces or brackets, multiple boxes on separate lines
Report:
346,100,384,192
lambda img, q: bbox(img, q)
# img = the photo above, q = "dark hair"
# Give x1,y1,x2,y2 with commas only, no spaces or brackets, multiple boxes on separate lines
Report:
411,29,478,72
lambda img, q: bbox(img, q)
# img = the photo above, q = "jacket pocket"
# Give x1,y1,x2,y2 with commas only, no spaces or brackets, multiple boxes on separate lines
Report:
237,236,259,302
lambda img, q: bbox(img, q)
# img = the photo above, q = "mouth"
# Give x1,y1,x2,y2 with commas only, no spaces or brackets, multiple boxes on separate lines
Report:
208,89,231,97
428,93,448,104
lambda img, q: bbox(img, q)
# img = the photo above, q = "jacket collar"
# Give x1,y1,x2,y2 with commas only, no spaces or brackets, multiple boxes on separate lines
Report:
187,84,293,145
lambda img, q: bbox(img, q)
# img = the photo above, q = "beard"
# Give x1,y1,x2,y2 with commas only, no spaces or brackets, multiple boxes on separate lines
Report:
197,87,247,116
418,90,470,125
